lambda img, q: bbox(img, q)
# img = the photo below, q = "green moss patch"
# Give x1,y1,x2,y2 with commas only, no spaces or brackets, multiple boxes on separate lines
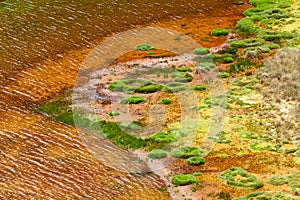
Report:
211,28,229,36
170,146,202,158
192,84,207,91
176,66,193,72
193,48,210,55
148,149,167,159
217,72,231,79
135,43,153,51
229,38,266,48
120,96,146,104
151,131,176,143
162,82,189,93
219,167,264,190
208,131,232,144
109,79,160,94
240,131,260,139
267,176,288,186
234,191,296,200
171,174,198,186
236,18,261,35
159,98,173,105
108,111,120,116
186,156,206,165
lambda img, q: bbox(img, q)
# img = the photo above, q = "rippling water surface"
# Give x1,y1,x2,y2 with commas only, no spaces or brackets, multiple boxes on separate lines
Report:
0,0,247,199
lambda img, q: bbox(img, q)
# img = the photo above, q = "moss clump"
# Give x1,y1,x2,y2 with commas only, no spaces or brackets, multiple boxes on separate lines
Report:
135,83,161,94
219,167,264,190
192,84,206,91
249,0,291,7
148,149,167,159
193,47,210,55
176,66,193,72
229,38,266,48
120,96,146,104
163,82,189,93
236,18,261,35
257,30,294,41
193,172,202,176
171,71,193,83
287,172,300,193
240,131,260,139
108,111,120,116
170,146,202,158
267,176,288,186
211,28,229,36
196,62,216,73
208,132,232,143
249,140,276,152
234,191,296,200
217,72,231,79
218,56,235,64
135,43,153,51
151,131,176,143
233,1,245,5
210,53,222,61
172,174,197,186
159,98,173,105
186,156,206,165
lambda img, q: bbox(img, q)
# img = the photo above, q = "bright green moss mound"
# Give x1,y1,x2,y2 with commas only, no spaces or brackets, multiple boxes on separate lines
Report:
236,18,261,35
193,48,210,55
148,149,167,159
234,191,296,200
108,111,120,116
135,83,161,94
135,43,153,51
151,131,176,143
219,167,264,190
176,66,192,72
229,38,266,48
170,146,202,158
171,174,198,186
159,98,173,105
192,84,207,91
211,28,229,36
257,30,294,41
120,96,146,104
249,0,291,7
186,156,206,165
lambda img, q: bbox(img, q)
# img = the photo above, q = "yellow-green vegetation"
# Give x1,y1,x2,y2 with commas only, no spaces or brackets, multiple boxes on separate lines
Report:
120,96,146,104
162,82,189,93
219,167,264,190
176,66,193,72
192,84,206,91
108,111,120,116
186,156,205,165
234,191,296,200
158,98,173,105
135,43,153,51
148,149,167,159
108,78,161,94
208,130,232,144
211,28,229,36
170,146,203,158
150,131,176,143
267,172,300,194
192,47,210,55
229,38,266,48
171,174,198,186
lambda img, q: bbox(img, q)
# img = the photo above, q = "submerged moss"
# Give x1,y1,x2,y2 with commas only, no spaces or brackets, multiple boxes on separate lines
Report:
170,146,202,158
148,149,167,159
